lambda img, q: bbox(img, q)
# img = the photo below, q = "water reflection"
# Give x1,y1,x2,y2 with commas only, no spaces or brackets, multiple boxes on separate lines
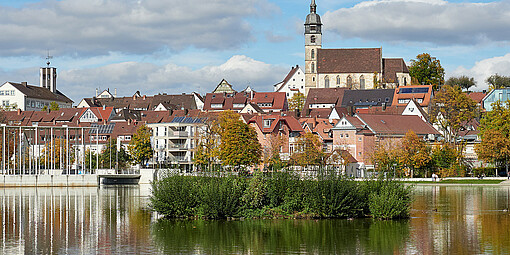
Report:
0,186,155,254
0,185,509,254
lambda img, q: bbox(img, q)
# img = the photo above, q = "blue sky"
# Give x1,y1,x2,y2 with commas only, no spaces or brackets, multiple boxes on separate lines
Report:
0,0,509,103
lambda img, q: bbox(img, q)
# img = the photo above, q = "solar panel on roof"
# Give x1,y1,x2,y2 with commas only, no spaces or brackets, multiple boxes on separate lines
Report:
89,123,116,134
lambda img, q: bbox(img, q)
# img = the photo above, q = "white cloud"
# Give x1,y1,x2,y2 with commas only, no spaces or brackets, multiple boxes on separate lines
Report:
450,53,510,91
0,0,270,57
57,55,288,101
323,0,510,45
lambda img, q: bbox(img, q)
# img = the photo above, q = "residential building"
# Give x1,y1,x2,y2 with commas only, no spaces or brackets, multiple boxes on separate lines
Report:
391,85,433,110
203,92,287,112
482,88,510,111
273,65,305,99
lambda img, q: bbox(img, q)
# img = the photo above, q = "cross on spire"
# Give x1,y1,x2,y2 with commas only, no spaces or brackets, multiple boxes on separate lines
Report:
310,0,317,13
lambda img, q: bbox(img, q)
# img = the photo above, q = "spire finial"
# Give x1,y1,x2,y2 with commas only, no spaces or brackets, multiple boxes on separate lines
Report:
45,50,53,67
310,0,317,13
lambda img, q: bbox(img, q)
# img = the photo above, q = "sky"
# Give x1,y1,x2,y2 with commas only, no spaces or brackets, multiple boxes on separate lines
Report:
0,0,509,103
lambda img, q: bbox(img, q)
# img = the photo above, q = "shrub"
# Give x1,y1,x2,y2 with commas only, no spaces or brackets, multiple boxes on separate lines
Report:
150,174,200,217
368,181,413,219
199,175,246,218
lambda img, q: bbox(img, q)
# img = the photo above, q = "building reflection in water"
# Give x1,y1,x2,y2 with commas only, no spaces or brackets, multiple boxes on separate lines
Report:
0,186,155,254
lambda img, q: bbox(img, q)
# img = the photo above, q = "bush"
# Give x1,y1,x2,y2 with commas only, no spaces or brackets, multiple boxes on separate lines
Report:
472,167,497,177
150,172,413,220
368,181,413,219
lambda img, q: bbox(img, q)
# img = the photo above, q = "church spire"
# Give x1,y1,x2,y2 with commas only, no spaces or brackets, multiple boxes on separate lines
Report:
310,0,317,14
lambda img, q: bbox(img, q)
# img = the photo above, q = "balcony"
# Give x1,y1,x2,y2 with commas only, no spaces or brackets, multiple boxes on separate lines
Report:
168,156,190,163
171,131,189,137
168,144,188,150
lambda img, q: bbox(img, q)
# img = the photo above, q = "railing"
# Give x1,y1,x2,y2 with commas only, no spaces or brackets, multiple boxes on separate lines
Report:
171,131,189,137
168,144,188,150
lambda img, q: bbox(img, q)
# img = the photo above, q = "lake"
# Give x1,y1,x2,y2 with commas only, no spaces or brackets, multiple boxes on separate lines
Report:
0,185,509,254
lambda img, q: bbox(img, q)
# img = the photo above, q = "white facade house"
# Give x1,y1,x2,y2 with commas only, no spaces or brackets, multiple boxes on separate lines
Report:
0,81,72,111
274,65,306,99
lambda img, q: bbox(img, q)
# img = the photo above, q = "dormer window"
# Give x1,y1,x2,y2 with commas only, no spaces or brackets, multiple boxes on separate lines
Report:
264,119,272,128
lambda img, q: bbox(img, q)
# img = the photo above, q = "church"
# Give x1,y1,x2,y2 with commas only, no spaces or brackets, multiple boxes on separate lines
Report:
304,0,411,95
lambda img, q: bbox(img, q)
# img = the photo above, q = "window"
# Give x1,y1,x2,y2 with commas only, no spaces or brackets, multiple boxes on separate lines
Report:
311,35,316,43
311,49,315,59
2,100,8,106
311,62,315,73
324,76,329,88
211,103,223,108
264,119,272,128
358,137,362,141
403,77,407,86
360,75,365,89
346,134,349,138
340,134,343,138
336,76,341,85
347,76,353,88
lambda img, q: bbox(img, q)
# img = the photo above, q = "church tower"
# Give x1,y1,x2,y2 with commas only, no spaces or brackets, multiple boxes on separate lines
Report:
40,55,57,93
304,0,322,95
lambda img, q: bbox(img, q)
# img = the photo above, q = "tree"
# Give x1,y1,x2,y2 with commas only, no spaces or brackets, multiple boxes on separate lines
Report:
288,92,306,112
370,139,401,176
100,138,131,170
475,101,510,176
399,131,431,178
431,143,466,177
409,53,445,90
290,132,326,167
193,116,221,170
486,74,510,91
218,111,262,168
446,75,476,91
429,85,478,144
40,138,74,171
128,125,154,166
42,102,60,112
262,135,285,171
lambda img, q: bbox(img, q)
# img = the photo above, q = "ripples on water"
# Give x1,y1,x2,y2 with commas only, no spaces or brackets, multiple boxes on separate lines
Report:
0,185,509,254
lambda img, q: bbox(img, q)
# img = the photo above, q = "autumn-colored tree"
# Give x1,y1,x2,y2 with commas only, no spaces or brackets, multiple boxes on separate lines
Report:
399,131,431,178
218,111,262,168
445,75,476,91
370,140,401,176
475,101,510,175
409,53,445,90
42,102,60,112
288,92,306,112
431,144,466,177
429,85,478,144
40,138,74,170
128,125,154,166
486,74,510,91
290,132,326,167
100,138,131,170
262,135,285,170
193,116,221,170
0,130,16,171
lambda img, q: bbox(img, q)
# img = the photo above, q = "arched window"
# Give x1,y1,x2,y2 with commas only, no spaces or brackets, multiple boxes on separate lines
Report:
311,49,315,59
336,75,341,85
347,76,353,88
312,77,315,82
403,77,407,86
311,62,315,73
324,76,330,88
360,75,365,89
311,35,316,43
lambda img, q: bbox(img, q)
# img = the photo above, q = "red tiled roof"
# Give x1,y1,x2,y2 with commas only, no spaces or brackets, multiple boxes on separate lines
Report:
317,48,382,74
466,92,486,104
357,114,439,136
303,88,349,116
248,115,303,134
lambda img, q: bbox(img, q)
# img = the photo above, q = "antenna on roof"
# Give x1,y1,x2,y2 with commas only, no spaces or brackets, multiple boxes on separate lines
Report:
45,50,53,67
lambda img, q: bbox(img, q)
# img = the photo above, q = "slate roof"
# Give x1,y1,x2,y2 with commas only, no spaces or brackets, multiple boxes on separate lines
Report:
341,89,395,108
317,48,382,74
8,82,73,103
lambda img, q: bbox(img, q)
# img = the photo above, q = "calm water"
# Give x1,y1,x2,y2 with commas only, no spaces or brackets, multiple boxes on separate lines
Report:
0,185,510,254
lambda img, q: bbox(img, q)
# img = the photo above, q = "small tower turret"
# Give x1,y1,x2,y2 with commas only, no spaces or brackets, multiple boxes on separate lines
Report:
40,53,57,93
304,0,322,95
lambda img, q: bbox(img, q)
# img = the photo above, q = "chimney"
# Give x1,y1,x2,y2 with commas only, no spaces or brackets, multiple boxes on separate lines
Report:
382,102,386,111
96,88,98,97
17,109,21,115
103,105,106,110
128,119,131,125
114,88,117,98
21,82,27,87
143,95,146,100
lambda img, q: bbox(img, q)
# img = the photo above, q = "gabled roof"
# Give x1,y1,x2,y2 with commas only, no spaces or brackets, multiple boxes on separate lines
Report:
392,85,433,107
466,92,486,104
299,117,333,141
356,114,439,136
203,92,287,112
212,79,236,93
6,82,73,103
341,89,395,108
248,115,304,134
382,58,409,83
81,107,115,122
303,88,349,115
317,48,382,74
82,93,198,111
275,65,300,92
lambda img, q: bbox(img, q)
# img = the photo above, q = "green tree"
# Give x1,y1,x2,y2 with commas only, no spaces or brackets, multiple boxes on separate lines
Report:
100,138,131,170
409,53,445,90
445,75,476,91
431,144,465,177
486,74,510,91
370,140,401,176
218,111,262,168
128,125,154,166
290,132,326,167
193,117,221,170
475,101,510,175
288,92,306,112
84,148,98,171
429,85,478,144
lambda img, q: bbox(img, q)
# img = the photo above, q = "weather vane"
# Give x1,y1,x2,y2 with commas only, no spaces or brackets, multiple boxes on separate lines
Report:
46,50,53,67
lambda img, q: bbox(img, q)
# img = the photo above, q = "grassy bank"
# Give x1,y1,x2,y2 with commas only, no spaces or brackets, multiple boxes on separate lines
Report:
401,179,504,184
150,172,413,220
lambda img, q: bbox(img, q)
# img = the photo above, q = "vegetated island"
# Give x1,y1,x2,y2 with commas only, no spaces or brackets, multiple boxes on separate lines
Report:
150,171,413,220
